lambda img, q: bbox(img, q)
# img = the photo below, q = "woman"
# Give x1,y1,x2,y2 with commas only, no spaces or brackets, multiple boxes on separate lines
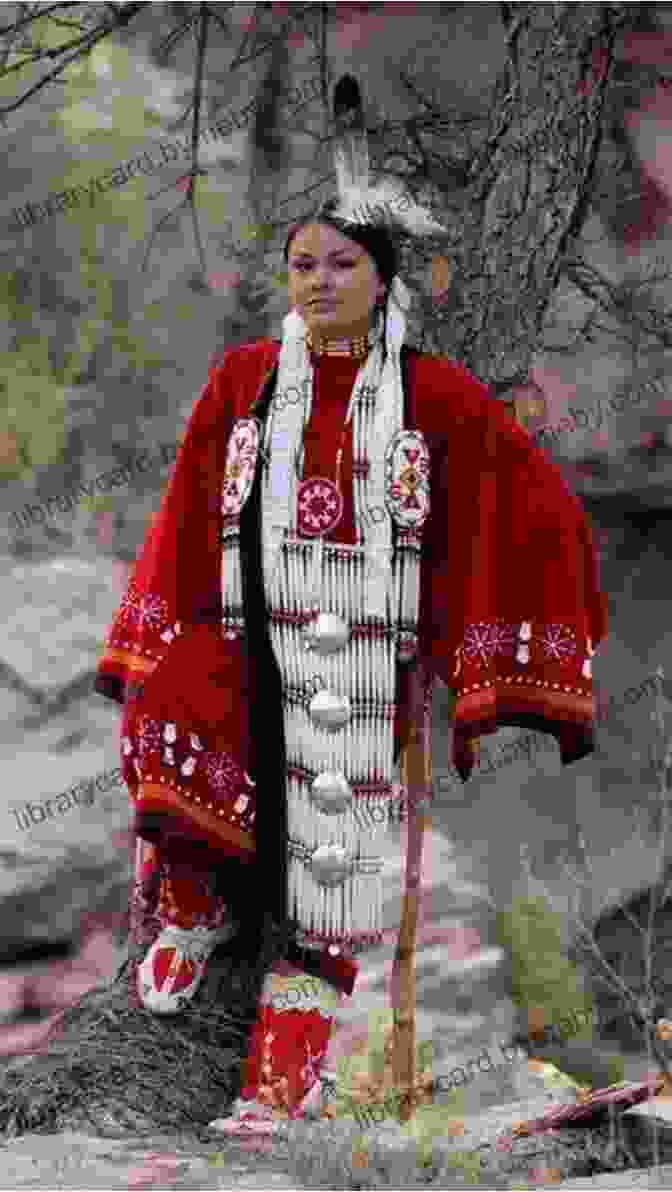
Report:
95,194,607,1125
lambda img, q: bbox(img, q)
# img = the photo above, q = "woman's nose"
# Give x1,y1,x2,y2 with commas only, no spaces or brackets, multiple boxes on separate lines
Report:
312,266,334,286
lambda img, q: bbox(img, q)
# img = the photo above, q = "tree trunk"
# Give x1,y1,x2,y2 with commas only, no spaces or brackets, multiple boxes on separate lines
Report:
433,2,633,387
228,32,291,347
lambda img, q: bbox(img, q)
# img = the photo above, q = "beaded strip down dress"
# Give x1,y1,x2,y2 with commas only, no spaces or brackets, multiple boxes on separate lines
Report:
214,318,431,1123
240,323,427,958
95,329,607,1124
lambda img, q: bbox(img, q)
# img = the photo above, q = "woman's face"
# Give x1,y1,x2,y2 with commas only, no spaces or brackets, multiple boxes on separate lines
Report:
286,221,386,338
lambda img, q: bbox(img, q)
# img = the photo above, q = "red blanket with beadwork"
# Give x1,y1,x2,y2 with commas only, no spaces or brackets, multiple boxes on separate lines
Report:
95,339,607,880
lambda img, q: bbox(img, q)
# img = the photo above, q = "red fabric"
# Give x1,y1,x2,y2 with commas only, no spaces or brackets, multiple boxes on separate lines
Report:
410,353,608,775
300,353,359,546
96,339,606,776
239,1000,335,1114
157,856,226,929
152,947,195,994
96,338,607,917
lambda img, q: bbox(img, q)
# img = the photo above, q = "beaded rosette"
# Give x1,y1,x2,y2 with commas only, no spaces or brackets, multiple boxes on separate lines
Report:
296,477,344,537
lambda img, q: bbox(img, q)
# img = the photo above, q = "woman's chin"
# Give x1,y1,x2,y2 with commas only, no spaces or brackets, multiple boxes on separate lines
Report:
304,311,341,333
303,311,365,338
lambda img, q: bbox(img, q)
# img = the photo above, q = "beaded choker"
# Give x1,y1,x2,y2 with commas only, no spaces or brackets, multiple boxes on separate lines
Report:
305,327,375,359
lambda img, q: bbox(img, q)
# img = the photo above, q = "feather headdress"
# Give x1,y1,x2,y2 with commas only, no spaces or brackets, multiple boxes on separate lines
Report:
330,75,451,302
331,75,446,238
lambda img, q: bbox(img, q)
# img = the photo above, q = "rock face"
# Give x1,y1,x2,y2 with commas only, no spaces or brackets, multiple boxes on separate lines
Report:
0,554,132,1058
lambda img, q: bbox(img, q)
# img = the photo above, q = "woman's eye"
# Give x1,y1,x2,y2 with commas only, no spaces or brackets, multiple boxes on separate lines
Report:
291,260,356,271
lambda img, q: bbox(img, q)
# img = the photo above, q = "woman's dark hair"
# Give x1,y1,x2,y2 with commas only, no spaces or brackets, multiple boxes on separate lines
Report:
283,198,398,291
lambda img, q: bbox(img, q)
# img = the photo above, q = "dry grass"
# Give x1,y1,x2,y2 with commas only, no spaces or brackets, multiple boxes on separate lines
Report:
0,921,281,1141
278,1116,510,1189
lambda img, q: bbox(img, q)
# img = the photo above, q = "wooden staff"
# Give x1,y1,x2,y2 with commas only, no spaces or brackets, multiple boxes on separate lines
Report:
391,660,434,1122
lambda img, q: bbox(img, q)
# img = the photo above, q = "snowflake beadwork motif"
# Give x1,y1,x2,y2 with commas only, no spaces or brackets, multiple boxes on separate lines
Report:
118,582,170,635
202,750,246,796
124,720,257,826
541,623,577,662
463,621,517,665
489,622,518,656
459,620,582,673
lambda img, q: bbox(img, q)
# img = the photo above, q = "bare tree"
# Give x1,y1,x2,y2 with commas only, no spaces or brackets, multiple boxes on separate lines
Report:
3,3,672,377
3,2,672,369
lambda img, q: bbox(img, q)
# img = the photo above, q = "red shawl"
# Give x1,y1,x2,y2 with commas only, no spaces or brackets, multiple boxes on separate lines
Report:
95,339,607,942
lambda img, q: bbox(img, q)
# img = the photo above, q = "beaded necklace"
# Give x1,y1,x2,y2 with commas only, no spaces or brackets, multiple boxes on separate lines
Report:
304,326,373,360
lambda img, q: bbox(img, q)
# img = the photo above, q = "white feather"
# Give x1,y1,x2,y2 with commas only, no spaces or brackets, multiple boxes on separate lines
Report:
333,129,370,198
333,176,445,237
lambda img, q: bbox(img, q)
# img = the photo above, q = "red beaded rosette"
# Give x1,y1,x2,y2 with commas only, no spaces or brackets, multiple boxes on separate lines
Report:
296,477,344,537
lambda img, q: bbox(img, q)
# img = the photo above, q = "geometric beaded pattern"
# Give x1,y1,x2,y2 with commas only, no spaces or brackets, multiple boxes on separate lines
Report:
221,418,260,517
384,429,430,529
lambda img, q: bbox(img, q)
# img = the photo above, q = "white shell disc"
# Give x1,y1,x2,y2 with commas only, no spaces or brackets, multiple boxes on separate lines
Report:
310,771,353,814
309,689,351,731
310,844,350,887
304,613,350,655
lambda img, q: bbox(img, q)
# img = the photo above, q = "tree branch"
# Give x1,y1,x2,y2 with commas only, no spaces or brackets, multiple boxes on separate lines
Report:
226,2,316,74
151,9,198,64
0,1,149,117
0,2,82,37
185,2,210,283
